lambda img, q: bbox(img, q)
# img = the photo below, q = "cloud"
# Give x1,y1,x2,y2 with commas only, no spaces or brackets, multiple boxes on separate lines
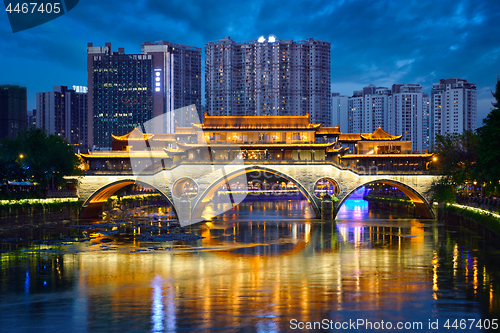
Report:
0,0,499,122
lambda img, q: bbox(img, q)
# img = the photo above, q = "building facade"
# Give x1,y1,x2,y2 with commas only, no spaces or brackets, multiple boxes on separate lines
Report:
205,36,331,125
331,93,348,132
0,84,27,140
87,41,201,149
390,84,424,152
345,83,434,152
430,78,477,148
36,85,88,147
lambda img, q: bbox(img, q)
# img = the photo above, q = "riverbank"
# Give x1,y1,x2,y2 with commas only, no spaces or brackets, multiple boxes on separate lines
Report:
0,194,169,221
0,197,81,217
442,203,500,239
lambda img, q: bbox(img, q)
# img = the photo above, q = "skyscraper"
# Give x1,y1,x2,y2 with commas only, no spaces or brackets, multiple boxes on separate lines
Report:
36,85,88,147
331,93,348,131
430,78,477,148
87,41,201,149
348,85,391,133
205,36,331,125
346,83,429,152
390,84,424,152
0,84,27,140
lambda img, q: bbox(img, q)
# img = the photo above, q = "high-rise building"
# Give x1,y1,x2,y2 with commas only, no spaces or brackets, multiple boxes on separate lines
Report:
390,84,424,152
363,85,391,133
422,93,430,151
430,78,477,148
205,36,331,125
346,83,430,152
36,85,88,147
331,93,348,131
27,109,36,129
348,85,391,133
348,90,363,133
87,41,201,149
0,84,27,140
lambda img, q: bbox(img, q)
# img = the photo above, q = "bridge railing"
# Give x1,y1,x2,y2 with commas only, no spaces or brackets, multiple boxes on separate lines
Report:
82,158,439,176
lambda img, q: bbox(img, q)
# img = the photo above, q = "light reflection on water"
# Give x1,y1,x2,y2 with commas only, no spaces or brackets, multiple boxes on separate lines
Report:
0,198,499,332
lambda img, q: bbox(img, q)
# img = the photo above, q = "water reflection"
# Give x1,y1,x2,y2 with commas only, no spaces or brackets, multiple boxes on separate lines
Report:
0,199,499,332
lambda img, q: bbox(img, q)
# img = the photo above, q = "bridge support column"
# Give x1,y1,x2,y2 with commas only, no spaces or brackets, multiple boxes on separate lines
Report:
178,197,192,221
321,198,334,220
414,202,434,219
80,202,106,219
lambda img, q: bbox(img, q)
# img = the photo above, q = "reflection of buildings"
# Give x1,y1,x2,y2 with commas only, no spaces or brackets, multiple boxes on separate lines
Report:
79,114,433,173
29,219,490,331
2,216,497,331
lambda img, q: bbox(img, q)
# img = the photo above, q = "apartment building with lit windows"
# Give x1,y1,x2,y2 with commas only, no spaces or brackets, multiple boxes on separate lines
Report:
345,83,430,152
36,85,88,148
430,78,477,148
87,41,201,149
205,36,331,126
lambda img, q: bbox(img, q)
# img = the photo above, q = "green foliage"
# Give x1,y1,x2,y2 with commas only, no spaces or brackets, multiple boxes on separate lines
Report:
433,129,479,185
0,198,81,214
427,179,456,203
444,204,500,235
0,137,26,183
476,79,500,195
0,129,81,194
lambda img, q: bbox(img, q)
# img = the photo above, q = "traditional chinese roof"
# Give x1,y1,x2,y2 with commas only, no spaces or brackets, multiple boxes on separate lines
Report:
316,126,341,136
326,147,349,154
111,128,178,142
338,124,402,143
360,124,402,141
177,142,337,149
79,151,172,159
192,113,321,130
340,153,434,159
111,126,155,141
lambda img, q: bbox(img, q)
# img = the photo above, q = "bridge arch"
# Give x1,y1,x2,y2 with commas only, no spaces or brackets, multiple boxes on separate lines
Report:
80,179,177,219
192,165,320,219
336,179,434,219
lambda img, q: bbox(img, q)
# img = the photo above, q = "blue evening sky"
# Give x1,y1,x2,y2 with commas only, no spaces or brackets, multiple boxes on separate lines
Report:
1,0,499,126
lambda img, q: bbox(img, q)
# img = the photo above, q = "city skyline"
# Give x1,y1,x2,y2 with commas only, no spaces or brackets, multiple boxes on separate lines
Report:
1,0,499,127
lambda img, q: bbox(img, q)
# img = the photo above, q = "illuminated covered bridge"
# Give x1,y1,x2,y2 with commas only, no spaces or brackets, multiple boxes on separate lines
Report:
77,114,439,224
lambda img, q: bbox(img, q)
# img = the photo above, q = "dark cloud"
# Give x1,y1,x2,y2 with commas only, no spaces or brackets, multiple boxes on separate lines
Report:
0,0,499,122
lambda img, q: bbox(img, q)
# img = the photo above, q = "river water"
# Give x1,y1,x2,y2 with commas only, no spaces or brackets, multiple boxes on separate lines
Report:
1,199,499,332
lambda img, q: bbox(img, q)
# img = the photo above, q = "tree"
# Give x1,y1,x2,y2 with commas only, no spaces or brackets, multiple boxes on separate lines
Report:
428,130,479,202
476,79,500,195
433,129,479,185
1,129,81,195
0,137,26,184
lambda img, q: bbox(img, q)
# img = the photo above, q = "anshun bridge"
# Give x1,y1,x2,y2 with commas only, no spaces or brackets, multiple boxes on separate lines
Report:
77,113,440,224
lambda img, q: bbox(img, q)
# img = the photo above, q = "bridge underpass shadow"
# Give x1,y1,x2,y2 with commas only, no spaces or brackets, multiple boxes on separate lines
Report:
80,182,176,220
336,183,431,221
203,171,316,221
